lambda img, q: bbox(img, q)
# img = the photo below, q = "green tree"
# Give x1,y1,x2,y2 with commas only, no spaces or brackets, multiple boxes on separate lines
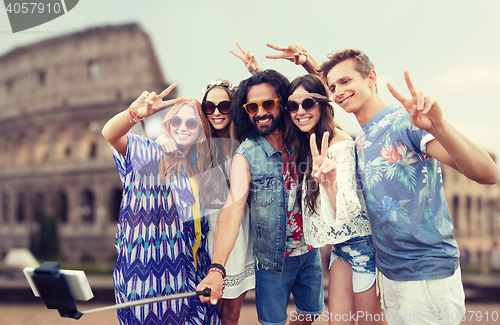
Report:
30,210,60,260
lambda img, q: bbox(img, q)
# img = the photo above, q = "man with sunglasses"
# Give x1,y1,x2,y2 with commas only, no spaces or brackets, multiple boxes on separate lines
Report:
198,69,325,325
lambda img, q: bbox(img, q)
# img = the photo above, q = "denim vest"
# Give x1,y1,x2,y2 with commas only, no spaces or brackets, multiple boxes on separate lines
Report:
236,137,287,273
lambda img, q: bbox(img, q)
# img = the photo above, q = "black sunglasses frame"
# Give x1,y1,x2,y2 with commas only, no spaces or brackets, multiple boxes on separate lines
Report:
201,100,231,115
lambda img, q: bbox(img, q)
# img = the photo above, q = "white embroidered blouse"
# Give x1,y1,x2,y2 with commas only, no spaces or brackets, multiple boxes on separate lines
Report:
302,140,372,247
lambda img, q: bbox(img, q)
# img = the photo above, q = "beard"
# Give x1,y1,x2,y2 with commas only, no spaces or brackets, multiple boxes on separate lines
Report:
251,112,283,137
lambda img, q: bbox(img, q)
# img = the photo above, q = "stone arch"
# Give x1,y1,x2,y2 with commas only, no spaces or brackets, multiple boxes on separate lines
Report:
55,127,72,160
80,189,95,223
1,193,8,224
110,188,122,222
88,59,99,79
53,190,68,223
3,135,13,168
33,192,44,222
80,124,99,160
16,133,29,165
15,192,25,223
34,128,49,163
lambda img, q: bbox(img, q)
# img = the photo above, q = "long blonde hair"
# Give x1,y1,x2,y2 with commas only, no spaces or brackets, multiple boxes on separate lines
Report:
161,98,216,204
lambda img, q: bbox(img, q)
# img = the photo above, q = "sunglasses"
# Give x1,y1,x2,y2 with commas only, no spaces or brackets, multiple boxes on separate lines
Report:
243,98,281,115
169,115,199,130
201,100,231,115
286,98,319,114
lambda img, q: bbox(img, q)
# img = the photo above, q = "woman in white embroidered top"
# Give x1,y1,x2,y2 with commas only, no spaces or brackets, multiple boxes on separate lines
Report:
283,74,384,325
157,80,255,325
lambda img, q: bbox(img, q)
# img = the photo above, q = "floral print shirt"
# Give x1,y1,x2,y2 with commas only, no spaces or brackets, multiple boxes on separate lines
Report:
356,105,459,281
283,151,312,257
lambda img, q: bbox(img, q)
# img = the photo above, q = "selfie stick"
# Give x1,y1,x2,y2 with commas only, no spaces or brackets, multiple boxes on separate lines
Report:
25,262,210,320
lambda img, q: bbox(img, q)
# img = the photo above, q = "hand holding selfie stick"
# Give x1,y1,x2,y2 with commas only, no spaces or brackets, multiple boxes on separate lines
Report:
24,262,210,320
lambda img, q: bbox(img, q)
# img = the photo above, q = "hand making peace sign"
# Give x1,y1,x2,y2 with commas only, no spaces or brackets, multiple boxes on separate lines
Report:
130,83,183,119
387,71,444,133
265,42,308,65
310,132,337,190
229,42,260,74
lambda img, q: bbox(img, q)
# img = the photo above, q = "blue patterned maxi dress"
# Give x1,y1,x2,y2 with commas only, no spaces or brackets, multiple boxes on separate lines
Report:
111,134,220,325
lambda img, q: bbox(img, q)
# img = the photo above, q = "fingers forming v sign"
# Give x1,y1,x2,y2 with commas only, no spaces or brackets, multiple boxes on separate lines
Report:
133,83,183,118
310,132,337,189
265,42,307,65
386,71,442,132
229,41,260,74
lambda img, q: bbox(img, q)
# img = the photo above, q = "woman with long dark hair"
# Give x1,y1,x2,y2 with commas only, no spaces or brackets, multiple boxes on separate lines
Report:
284,74,383,325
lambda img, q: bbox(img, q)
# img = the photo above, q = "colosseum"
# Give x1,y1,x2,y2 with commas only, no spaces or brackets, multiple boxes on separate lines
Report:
0,23,176,264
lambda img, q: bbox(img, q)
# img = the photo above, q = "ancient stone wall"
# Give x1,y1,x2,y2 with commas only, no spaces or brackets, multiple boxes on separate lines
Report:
0,23,176,264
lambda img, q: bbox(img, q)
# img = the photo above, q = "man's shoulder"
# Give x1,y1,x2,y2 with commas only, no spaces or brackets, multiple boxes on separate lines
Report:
237,137,264,152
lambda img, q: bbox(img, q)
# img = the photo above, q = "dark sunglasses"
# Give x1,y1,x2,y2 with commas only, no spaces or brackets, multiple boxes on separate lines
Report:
169,115,199,130
286,98,319,114
243,98,281,115
201,100,231,115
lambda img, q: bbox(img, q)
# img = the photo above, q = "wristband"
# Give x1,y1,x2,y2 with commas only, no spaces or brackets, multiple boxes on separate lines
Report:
208,263,226,278
208,267,225,279
128,105,145,123
208,267,226,292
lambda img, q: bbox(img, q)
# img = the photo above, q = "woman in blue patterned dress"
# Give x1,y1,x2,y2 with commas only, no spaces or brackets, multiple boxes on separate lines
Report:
102,84,221,325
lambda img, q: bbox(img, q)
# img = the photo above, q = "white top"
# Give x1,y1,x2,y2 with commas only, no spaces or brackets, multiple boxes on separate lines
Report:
206,156,255,299
302,140,372,247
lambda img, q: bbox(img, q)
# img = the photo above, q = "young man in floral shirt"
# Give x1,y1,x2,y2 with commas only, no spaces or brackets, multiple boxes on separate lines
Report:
320,49,498,325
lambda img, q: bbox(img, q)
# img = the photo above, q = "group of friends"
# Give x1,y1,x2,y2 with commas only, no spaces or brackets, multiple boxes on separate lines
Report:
102,42,500,325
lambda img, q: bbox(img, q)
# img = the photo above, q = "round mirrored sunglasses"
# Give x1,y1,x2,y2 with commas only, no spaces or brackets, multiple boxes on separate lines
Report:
286,97,319,114
169,115,199,130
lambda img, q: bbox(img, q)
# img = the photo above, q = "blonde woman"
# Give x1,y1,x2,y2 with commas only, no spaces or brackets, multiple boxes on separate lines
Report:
102,85,221,325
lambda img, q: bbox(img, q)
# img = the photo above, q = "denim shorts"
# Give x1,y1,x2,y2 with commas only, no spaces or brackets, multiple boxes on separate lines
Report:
255,248,325,325
329,235,376,275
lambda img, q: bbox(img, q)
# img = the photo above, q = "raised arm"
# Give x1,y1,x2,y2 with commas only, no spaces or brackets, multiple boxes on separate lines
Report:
197,153,251,304
265,42,321,75
102,84,181,156
387,71,499,184
229,41,261,75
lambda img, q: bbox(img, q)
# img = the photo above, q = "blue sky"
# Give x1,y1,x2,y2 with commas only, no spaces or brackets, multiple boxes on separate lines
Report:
1,0,500,157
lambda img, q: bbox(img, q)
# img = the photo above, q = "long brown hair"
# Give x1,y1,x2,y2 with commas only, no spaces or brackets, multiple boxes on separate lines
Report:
201,80,240,162
284,74,338,215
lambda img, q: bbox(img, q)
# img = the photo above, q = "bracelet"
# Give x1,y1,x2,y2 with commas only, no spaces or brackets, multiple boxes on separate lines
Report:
128,105,145,123
208,263,226,278
208,267,226,292
208,267,225,279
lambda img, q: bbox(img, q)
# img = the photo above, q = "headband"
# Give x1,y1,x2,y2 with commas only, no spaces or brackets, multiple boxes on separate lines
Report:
288,92,331,102
202,79,235,95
